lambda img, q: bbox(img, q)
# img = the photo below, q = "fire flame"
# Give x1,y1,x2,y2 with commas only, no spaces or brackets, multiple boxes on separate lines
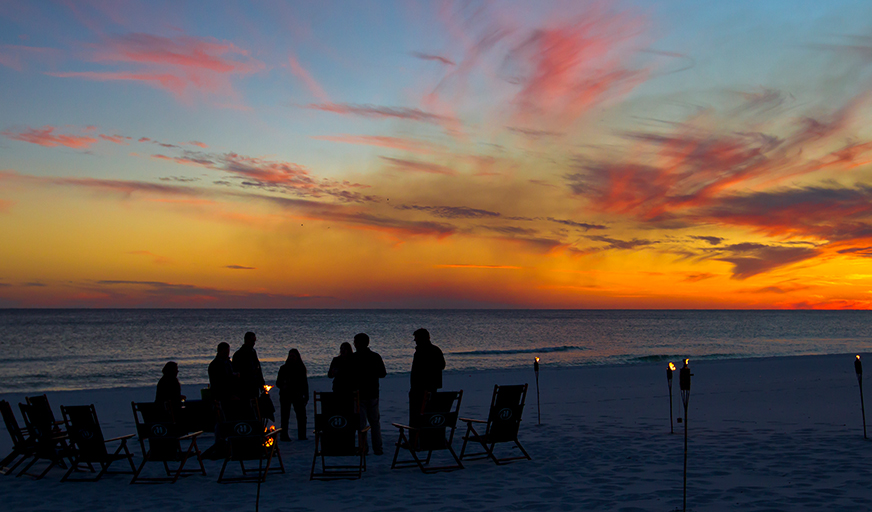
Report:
535,357,540,363
668,362,676,371
858,355,862,360
263,425,276,448
684,358,689,366
263,385,273,393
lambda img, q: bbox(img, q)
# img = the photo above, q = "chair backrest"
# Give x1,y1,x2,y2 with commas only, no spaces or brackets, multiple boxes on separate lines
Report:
132,402,182,460
0,400,28,447
313,391,360,456
218,419,270,461
485,384,527,442
18,402,56,447
61,405,108,459
414,391,463,451
25,395,57,430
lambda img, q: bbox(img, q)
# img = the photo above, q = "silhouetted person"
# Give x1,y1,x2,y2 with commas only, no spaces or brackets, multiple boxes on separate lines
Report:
232,331,265,400
155,361,186,415
352,333,387,455
276,349,309,441
208,342,238,403
409,328,445,424
328,342,356,394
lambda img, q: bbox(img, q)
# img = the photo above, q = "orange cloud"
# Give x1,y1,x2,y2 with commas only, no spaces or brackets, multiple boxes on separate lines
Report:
435,264,522,269
381,156,457,176
3,126,98,149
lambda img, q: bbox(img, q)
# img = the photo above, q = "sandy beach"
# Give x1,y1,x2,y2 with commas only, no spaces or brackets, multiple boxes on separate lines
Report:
2,353,871,511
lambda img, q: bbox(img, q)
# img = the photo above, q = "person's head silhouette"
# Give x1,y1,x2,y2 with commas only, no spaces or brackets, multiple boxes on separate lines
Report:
353,333,370,351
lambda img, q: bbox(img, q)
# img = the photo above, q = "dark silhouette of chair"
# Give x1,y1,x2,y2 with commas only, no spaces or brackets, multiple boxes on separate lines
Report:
130,401,206,484
214,398,285,474
391,390,464,473
459,384,532,465
16,402,75,479
310,391,369,480
216,419,282,483
0,400,36,475
60,404,136,481
25,394,66,436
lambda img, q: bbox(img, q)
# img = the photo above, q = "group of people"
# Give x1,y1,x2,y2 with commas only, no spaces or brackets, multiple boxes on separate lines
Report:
156,328,446,454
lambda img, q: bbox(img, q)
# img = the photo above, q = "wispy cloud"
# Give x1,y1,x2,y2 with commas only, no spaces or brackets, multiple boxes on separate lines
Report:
3,126,98,149
225,265,256,270
288,54,330,102
312,134,444,154
381,156,458,176
396,204,501,219
305,103,456,126
49,32,265,99
435,264,522,269
411,52,455,66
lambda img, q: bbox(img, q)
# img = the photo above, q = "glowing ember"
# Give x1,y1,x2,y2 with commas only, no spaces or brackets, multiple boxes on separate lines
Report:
263,425,276,448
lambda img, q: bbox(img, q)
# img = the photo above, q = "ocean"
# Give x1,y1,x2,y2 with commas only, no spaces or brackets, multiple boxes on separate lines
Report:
2,309,871,393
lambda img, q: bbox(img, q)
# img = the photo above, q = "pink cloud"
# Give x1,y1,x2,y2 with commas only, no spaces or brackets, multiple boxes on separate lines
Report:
506,9,649,125
306,103,456,127
99,134,131,145
312,135,443,154
2,126,98,149
288,54,330,102
52,32,265,99
187,141,208,148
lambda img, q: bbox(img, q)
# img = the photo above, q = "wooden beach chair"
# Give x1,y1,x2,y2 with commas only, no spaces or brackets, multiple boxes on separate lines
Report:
130,401,206,484
59,404,136,482
215,398,285,473
459,384,532,465
216,419,282,483
391,390,464,473
310,391,369,480
25,394,67,436
16,402,75,479
0,400,36,475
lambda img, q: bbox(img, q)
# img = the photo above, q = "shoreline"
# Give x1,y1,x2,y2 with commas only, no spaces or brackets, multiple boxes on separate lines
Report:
2,353,871,511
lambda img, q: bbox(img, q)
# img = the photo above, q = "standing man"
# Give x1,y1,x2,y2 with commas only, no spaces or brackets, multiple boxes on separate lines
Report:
409,328,445,424
353,333,387,455
232,331,266,400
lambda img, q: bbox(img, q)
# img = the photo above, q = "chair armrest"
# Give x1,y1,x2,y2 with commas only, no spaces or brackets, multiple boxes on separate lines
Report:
178,430,204,440
361,426,371,433
459,418,486,424
391,422,413,431
104,433,136,443
266,428,282,438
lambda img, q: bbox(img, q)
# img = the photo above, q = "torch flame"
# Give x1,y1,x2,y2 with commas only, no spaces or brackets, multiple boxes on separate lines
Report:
684,358,689,366
535,357,540,363
858,355,862,360
264,425,276,448
263,385,273,393
669,362,676,371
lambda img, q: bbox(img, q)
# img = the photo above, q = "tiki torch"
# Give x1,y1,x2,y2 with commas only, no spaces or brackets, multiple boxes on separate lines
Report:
534,357,541,425
679,359,692,512
856,355,866,439
667,362,676,434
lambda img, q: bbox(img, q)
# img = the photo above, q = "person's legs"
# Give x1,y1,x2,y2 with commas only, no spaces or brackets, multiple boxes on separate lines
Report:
293,398,307,440
364,398,382,454
279,396,291,441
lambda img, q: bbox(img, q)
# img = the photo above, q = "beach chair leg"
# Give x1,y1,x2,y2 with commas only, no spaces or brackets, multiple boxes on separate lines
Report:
446,445,464,471
61,458,79,482
130,453,150,484
218,457,230,483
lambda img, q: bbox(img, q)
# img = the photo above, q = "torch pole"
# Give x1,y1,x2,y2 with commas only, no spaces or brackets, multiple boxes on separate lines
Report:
679,360,691,512
667,363,674,435
856,356,866,439
534,358,541,425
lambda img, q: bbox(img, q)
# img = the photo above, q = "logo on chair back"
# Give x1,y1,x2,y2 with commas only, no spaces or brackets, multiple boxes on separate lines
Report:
328,416,347,429
79,429,94,440
428,414,446,427
498,408,513,421
151,424,168,437
234,422,253,436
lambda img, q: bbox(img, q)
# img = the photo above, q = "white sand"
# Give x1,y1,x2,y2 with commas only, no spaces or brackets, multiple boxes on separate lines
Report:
2,354,871,511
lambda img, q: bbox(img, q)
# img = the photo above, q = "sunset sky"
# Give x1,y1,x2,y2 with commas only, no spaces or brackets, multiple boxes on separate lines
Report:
2,1,872,309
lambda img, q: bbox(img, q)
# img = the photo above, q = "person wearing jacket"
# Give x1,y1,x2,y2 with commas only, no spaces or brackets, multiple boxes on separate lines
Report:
276,348,309,441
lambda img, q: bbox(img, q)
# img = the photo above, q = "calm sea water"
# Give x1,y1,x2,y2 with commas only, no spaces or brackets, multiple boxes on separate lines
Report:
1,309,871,393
